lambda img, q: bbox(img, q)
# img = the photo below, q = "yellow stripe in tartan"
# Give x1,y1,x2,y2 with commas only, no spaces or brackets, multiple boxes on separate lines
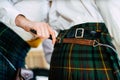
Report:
68,44,74,80
51,66,112,71
0,46,7,53
0,28,8,36
98,39,110,80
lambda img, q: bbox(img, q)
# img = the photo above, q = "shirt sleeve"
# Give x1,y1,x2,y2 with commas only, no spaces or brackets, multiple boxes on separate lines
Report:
0,0,23,26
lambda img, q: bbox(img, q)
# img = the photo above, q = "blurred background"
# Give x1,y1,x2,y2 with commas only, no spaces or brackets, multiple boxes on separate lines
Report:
25,1,53,80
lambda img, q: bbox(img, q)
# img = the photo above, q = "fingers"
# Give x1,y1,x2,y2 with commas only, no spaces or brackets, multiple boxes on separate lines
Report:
31,23,49,39
37,23,56,44
30,22,56,44
51,32,56,44
41,25,49,38
47,24,56,44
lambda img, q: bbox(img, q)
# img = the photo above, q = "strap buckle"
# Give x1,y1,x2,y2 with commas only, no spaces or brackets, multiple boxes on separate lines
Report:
75,28,84,38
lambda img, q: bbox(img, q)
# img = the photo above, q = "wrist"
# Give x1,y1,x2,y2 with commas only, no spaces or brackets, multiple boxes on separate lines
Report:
15,14,25,26
15,14,32,32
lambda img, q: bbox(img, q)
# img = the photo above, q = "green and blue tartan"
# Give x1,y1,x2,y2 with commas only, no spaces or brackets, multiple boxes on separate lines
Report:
49,23,120,80
0,22,30,80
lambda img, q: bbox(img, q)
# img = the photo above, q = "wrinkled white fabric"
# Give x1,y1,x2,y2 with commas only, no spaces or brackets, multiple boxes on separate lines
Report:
49,0,104,31
0,0,49,40
49,0,120,59
96,0,120,59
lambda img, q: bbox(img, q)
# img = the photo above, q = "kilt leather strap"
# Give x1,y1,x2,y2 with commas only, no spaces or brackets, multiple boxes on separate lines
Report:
57,38,95,46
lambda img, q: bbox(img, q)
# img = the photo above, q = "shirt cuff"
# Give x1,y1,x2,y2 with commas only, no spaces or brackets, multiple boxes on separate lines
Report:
0,1,24,26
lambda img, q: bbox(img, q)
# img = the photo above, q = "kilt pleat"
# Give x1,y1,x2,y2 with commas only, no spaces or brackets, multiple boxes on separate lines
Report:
0,22,30,80
49,23,120,80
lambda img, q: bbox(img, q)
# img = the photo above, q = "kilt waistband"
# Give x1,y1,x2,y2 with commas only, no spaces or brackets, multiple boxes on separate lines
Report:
56,23,111,45
0,22,30,61
60,38,95,46
65,27,102,39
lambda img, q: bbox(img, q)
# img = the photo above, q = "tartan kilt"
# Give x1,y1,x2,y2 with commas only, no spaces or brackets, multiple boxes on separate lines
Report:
0,22,30,80
49,23,120,80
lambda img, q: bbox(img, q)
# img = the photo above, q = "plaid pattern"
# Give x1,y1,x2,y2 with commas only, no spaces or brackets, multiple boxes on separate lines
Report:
49,23,120,80
0,22,30,80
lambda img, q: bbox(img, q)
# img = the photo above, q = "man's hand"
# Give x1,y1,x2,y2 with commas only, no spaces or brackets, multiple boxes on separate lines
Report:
15,14,56,44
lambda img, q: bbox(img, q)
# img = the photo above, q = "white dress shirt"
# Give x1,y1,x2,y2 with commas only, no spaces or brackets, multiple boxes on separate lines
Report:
0,0,49,41
96,0,120,59
49,0,120,59
49,0,104,31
